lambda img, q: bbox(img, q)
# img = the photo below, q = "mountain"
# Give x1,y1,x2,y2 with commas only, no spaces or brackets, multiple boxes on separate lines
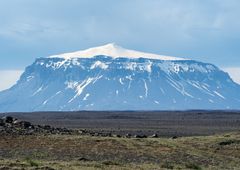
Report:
0,43,240,112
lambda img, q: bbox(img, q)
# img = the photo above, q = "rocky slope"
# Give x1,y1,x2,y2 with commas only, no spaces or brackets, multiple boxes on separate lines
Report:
0,44,239,111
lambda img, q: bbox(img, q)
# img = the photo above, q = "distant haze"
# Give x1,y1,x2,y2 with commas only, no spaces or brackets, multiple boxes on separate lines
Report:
0,70,23,91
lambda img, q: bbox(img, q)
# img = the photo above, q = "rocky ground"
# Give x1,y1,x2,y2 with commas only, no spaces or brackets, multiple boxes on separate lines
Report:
0,116,158,138
0,115,240,170
3,111,240,137
0,116,78,136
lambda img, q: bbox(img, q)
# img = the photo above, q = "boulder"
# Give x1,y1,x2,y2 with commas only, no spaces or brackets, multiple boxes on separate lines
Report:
43,125,51,130
0,118,4,126
125,134,132,138
4,116,14,123
134,135,147,138
21,121,33,129
78,157,90,162
13,120,33,129
150,134,159,138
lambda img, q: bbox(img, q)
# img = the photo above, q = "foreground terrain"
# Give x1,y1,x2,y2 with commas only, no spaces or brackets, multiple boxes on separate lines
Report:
0,132,240,169
0,111,240,169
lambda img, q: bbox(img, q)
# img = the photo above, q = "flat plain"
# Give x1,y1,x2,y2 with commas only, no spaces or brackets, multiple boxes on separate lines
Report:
0,111,239,170
3,110,240,136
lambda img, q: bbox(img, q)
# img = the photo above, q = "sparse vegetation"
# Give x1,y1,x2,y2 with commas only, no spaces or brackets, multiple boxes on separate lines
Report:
25,157,39,167
185,163,202,170
0,132,239,169
0,113,239,169
161,162,174,169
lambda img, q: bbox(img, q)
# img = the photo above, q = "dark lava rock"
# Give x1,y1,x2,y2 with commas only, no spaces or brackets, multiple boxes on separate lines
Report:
43,125,51,130
36,167,56,170
0,166,12,170
113,134,121,138
0,119,4,126
106,133,113,137
0,116,81,136
134,135,147,138
13,120,33,129
218,140,239,146
150,134,159,138
4,116,14,124
125,134,132,138
0,116,151,138
78,157,91,162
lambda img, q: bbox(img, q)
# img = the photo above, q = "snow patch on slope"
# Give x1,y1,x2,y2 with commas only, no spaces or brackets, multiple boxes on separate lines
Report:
67,78,95,103
90,61,108,70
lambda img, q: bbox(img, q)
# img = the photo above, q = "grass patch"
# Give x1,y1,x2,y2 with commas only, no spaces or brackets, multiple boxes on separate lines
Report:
25,157,39,167
185,163,202,170
161,162,174,169
102,160,121,166
0,132,240,169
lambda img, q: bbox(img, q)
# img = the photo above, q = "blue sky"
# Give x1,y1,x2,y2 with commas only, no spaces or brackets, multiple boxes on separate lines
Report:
0,0,240,90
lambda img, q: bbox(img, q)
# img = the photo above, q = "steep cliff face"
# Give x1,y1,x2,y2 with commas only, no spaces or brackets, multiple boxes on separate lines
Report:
0,44,239,112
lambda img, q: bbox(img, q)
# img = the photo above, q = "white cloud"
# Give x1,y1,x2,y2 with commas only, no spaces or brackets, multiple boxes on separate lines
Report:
223,67,240,84
0,70,23,91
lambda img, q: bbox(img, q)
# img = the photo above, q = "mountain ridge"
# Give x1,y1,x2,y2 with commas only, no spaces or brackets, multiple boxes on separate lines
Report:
0,44,240,112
